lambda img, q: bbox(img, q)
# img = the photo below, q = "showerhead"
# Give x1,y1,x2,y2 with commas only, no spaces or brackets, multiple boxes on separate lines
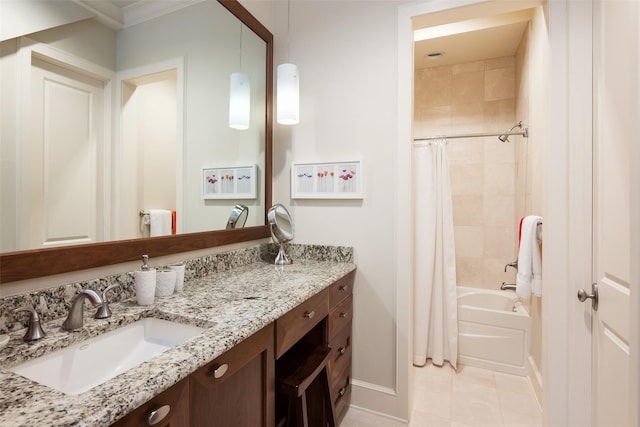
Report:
497,121,525,143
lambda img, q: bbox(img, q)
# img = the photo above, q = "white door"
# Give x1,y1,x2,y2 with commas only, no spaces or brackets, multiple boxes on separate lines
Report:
589,1,638,426
24,54,106,248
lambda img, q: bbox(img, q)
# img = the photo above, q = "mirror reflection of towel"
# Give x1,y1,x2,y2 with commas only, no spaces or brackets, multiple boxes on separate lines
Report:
149,209,172,237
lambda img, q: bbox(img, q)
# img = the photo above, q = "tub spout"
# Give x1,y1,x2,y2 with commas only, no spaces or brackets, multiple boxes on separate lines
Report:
500,282,516,291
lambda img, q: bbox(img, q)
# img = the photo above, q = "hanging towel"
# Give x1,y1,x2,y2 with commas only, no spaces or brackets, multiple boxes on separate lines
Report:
516,215,543,298
149,209,172,237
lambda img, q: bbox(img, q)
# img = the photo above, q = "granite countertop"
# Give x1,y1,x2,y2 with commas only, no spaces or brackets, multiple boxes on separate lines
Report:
0,259,356,427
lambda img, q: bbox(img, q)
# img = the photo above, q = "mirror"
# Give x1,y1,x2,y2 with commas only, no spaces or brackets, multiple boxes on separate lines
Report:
268,204,295,266
226,205,249,229
0,0,273,283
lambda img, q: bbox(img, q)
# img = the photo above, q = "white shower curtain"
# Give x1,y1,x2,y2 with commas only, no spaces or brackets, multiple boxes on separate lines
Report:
413,139,458,368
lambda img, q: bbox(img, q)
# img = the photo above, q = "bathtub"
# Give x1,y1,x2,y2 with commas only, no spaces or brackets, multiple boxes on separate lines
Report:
457,286,531,376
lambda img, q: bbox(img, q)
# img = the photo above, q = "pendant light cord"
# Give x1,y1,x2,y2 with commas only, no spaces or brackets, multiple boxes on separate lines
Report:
286,0,291,62
239,24,243,70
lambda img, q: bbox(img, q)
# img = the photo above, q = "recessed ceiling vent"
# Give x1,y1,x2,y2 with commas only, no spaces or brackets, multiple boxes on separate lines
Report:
425,51,445,59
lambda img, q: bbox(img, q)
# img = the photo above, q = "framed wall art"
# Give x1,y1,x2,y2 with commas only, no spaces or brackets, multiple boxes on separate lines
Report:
202,164,257,199
291,160,363,199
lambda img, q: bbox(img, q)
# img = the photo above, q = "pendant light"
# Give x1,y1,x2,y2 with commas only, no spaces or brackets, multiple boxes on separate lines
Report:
277,0,299,125
229,24,250,130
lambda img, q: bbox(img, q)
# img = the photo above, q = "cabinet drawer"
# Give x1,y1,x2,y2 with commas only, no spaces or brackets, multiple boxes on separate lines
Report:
332,372,351,424
328,295,352,339
275,289,328,358
329,270,355,308
194,324,272,384
111,378,189,427
328,323,351,387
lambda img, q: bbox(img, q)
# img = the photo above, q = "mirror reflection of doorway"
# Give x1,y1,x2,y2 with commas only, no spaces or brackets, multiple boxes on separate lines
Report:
119,67,181,239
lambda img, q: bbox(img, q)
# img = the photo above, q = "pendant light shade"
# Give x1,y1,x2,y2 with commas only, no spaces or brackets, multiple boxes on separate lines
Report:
277,63,299,125
229,72,250,130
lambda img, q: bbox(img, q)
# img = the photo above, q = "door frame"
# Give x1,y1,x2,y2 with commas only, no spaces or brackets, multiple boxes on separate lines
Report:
397,0,639,425
546,1,593,425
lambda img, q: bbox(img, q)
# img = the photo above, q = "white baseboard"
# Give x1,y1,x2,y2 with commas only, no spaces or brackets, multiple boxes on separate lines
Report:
527,354,543,411
350,379,409,422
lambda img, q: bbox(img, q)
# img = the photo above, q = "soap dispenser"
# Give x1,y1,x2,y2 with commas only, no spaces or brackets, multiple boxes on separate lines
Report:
134,255,156,305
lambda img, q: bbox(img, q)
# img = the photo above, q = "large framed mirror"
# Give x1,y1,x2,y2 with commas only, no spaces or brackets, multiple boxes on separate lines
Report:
0,0,272,283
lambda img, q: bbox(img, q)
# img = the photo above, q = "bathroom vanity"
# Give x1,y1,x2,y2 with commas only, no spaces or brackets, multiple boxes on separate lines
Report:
0,246,355,426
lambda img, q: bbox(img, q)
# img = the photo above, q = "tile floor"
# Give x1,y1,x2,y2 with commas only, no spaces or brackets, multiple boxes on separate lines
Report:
342,363,542,427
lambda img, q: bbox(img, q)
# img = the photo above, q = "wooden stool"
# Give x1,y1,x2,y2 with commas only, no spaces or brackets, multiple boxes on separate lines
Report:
278,344,337,427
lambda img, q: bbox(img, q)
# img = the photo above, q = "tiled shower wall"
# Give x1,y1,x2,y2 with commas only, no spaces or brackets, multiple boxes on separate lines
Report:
414,57,519,289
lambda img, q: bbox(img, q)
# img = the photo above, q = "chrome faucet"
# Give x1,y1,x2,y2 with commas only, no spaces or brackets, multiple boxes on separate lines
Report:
500,282,517,291
94,284,121,319
62,289,103,331
14,308,46,341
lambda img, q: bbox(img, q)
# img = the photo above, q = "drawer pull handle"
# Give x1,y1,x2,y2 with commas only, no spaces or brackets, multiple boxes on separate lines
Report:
304,310,315,319
147,405,170,425
339,312,348,318
213,363,229,379
338,346,346,355
338,387,346,397
339,285,349,292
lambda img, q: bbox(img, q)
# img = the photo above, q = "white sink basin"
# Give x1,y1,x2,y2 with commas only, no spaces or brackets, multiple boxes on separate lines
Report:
10,318,204,395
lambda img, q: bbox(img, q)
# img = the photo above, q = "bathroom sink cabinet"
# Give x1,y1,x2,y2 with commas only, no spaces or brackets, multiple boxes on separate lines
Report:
111,377,190,427
190,323,275,427
109,270,355,427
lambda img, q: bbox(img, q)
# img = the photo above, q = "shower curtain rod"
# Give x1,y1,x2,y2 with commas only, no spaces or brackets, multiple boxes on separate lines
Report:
413,128,529,144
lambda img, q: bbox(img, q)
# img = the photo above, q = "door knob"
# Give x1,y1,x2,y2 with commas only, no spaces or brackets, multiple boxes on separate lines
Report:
577,283,598,311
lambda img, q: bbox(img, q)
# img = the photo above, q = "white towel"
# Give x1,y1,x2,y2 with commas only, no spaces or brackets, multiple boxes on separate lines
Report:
516,215,543,298
149,209,172,237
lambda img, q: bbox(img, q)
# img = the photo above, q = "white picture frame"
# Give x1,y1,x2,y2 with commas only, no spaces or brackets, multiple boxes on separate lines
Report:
202,164,257,199
291,160,363,199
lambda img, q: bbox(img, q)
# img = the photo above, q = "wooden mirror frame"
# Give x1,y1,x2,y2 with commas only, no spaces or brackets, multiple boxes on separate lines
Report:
0,0,273,284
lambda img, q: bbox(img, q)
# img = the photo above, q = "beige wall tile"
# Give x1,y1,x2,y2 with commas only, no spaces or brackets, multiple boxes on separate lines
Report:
452,60,484,75
454,226,483,258
483,195,515,226
450,164,483,196
485,67,515,101
418,66,452,107
485,56,515,70
447,138,484,165
484,137,516,165
452,71,484,105
452,195,484,225
483,99,515,130
456,256,482,287
483,226,516,259
416,106,451,137
484,163,515,196
451,103,483,134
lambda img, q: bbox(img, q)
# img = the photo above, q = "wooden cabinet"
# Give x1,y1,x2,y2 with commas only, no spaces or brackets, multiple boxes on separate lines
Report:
111,378,190,427
275,289,329,359
327,270,355,424
111,269,355,427
190,323,274,427
111,324,274,427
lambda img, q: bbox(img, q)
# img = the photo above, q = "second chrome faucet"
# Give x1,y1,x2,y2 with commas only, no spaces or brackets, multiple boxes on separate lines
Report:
62,289,103,331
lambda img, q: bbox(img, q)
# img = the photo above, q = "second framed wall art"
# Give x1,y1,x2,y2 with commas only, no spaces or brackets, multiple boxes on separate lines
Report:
291,161,363,199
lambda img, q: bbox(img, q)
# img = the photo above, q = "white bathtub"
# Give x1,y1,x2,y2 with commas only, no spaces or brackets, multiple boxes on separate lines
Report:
457,286,531,376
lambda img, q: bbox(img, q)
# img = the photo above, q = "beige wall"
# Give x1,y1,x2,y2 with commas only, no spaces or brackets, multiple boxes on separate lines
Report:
414,57,520,290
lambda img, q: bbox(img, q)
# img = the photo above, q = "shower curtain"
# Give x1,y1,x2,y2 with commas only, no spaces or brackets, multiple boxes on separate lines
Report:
413,139,458,368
